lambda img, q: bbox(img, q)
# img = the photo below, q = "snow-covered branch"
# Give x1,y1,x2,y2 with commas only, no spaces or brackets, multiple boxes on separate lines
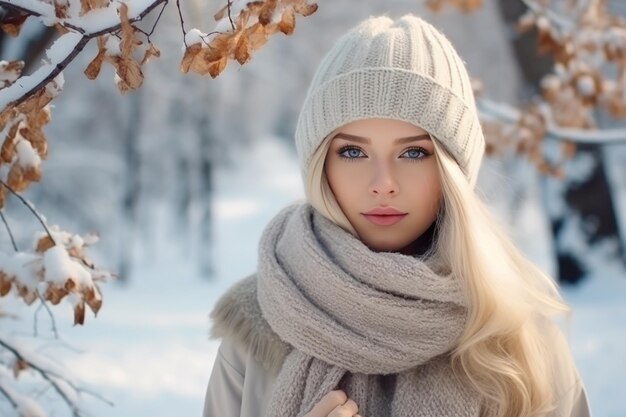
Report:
0,335,113,417
478,98,626,144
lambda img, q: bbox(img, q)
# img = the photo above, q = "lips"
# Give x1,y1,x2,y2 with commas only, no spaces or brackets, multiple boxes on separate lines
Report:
362,207,408,226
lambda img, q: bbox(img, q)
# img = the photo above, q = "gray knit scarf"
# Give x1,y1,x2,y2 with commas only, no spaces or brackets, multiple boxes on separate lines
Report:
256,202,482,417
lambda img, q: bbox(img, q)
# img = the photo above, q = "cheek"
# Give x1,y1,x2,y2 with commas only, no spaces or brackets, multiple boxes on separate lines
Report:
325,163,362,204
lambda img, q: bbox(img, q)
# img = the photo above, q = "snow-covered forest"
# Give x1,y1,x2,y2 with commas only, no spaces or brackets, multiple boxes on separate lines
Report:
1,0,625,416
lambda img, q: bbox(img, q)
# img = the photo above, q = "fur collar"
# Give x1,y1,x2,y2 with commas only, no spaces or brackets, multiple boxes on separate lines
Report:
209,274,291,375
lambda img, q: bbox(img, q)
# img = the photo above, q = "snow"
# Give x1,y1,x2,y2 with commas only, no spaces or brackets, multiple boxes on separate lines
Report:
576,74,596,97
15,138,41,168
2,133,624,416
0,33,79,110
42,245,76,284
184,29,208,48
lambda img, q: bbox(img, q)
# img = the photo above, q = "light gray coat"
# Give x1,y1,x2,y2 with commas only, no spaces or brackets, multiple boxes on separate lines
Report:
202,275,594,417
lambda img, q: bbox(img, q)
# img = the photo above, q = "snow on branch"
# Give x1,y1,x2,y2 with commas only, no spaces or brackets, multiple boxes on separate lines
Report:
478,98,626,144
0,334,113,417
440,0,626,177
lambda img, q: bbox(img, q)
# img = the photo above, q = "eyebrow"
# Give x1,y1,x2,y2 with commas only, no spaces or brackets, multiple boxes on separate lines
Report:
331,132,431,145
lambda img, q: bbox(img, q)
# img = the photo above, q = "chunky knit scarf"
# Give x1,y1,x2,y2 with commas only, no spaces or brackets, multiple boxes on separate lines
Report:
252,202,482,417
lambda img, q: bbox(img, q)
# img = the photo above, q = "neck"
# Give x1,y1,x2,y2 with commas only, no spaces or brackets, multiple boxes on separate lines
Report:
398,221,438,256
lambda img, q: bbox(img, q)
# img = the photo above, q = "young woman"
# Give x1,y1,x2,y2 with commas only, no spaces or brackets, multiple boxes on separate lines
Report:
203,14,593,417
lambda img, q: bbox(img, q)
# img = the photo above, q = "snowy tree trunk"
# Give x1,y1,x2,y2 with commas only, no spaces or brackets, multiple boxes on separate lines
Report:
497,0,625,284
119,90,143,281
197,88,215,278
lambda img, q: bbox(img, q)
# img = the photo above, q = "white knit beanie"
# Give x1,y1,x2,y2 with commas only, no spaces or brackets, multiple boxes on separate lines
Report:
295,14,485,188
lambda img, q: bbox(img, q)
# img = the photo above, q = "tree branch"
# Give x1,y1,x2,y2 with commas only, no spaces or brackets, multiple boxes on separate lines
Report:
0,209,19,252
0,180,55,244
0,0,169,112
478,98,626,144
0,337,83,416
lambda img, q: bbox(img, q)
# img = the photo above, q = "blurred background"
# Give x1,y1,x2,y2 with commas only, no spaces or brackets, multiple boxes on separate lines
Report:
1,0,625,416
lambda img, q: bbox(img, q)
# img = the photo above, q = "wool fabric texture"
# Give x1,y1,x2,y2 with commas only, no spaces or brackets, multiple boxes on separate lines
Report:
256,202,482,417
294,14,486,188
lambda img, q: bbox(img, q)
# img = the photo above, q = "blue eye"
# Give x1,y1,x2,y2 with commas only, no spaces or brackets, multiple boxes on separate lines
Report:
402,148,428,160
337,146,365,161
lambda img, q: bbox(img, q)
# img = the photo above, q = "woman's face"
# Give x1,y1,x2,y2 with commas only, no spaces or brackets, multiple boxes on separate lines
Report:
324,118,442,254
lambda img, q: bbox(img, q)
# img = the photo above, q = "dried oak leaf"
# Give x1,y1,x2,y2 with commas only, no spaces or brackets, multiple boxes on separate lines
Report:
234,34,251,65
1,122,19,163
7,165,27,192
45,284,68,305
85,37,108,80
85,286,102,314
80,0,109,16
180,44,204,74
0,14,29,37
258,0,277,26
245,23,270,50
113,57,144,93
65,277,77,292
17,284,38,305
0,61,24,88
22,165,42,183
292,0,318,16
54,0,69,19
74,301,86,325
278,8,296,35
13,358,29,378
141,43,161,65
208,56,228,78
36,236,56,252
0,271,12,296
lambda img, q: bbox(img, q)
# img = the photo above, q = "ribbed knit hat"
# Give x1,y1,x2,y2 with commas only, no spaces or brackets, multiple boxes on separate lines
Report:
295,14,485,188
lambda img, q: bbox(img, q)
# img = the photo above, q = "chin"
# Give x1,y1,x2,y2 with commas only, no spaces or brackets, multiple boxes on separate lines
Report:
361,237,407,253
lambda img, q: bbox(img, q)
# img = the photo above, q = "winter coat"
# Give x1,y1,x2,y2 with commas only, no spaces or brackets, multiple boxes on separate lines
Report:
202,274,594,417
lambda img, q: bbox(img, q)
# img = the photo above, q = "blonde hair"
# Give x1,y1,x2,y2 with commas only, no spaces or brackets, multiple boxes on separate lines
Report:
305,132,581,417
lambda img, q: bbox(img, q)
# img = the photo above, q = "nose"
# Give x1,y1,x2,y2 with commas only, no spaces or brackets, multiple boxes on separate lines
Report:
368,161,399,196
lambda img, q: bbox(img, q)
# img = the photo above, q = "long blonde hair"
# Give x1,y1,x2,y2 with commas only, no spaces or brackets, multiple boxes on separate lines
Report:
304,131,581,417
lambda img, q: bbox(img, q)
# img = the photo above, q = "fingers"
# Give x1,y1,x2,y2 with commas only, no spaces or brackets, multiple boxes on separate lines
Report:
329,398,358,417
304,390,360,417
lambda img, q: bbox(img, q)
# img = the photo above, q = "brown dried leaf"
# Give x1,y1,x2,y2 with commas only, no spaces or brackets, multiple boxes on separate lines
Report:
36,236,56,252
45,285,68,305
245,23,270,50
54,0,69,19
0,14,28,37
85,286,102,314
65,277,77,292
13,358,28,378
278,8,296,35
140,43,161,65
22,166,42,183
293,0,318,16
74,301,85,325
2,122,19,163
80,0,109,16
84,48,107,80
0,187,5,209
113,57,144,93
0,272,12,296
119,3,134,56
213,3,229,21
234,34,251,65
7,165,27,192
208,56,228,78
180,44,204,74
19,285,38,305
258,0,277,25
561,141,577,159
0,61,25,89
